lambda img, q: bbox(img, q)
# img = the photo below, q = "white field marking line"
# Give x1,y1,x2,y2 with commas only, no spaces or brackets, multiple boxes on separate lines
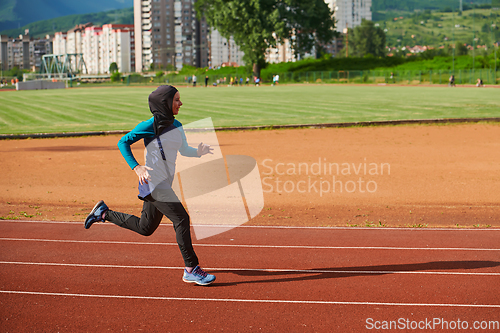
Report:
1,261,499,276
0,290,499,308
1,237,499,251
1,220,500,231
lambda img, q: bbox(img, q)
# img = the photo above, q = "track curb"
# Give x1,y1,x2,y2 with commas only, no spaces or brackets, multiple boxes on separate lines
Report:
2,117,500,140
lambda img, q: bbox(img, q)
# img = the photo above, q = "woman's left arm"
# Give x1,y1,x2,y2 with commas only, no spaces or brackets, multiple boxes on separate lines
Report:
177,123,213,157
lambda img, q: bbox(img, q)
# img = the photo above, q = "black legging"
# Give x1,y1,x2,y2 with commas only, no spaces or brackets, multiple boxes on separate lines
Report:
105,189,199,268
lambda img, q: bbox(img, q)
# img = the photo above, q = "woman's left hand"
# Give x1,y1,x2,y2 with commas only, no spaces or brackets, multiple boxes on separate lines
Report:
197,142,213,156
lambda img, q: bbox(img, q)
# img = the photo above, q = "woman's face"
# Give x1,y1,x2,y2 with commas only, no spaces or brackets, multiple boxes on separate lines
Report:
172,91,182,115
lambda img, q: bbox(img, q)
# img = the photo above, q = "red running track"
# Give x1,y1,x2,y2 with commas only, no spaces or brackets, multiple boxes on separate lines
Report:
1,221,499,332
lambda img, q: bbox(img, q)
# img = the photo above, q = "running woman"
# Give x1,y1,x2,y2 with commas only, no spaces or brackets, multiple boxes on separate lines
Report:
84,85,216,286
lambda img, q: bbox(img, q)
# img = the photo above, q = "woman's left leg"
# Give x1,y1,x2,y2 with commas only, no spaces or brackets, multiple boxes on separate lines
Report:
152,199,199,268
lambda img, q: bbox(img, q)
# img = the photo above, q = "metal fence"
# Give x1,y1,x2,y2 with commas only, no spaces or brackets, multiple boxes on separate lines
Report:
258,69,499,86
68,69,500,87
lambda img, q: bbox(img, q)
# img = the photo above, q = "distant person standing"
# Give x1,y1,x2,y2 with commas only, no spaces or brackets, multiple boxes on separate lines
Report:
192,75,197,87
245,77,249,86
449,75,455,87
205,76,209,87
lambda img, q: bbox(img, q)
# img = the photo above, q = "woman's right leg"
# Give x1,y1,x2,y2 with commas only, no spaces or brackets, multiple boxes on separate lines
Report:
105,199,163,236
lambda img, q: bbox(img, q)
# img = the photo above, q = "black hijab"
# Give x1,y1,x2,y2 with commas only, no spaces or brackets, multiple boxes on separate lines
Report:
148,85,178,136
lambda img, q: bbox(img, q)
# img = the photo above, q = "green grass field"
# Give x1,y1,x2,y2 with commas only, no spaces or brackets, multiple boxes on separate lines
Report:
0,85,499,135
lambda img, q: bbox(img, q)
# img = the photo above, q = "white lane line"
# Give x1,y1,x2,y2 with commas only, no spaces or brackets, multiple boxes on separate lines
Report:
1,220,500,231
1,290,499,308
1,237,499,251
1,261,499,276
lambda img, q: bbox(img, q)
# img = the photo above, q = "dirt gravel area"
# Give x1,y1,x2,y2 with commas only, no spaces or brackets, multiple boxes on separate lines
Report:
1,123,499,228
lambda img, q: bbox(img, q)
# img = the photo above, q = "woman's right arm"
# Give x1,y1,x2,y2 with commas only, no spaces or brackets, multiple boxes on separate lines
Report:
117,118,155,184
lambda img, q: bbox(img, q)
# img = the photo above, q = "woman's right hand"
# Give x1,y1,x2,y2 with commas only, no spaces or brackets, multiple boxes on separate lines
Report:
134,165,153,185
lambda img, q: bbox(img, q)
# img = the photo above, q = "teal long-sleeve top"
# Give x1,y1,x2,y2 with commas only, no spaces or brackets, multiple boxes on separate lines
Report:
117,117,198,170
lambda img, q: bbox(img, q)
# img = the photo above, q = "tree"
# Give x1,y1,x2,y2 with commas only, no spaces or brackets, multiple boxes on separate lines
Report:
109,62,118,73
110,72,122,82
350,19,386,58
456,42,469,56
196,0,336,77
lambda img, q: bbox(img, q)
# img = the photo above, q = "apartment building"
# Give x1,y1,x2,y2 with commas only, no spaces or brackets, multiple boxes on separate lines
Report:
209,29,245,68
54,23,93,56
325,0,372,32
265,32,296,64
0,33,52,72
54,23,134,74
82,26,102,74
53,32,67,55
100,24,134,73
134,0,209,72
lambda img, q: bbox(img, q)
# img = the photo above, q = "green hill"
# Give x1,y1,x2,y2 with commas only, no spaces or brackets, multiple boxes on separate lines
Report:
0,0,132,32
372,0,493,21
0,7,133,38
380,8,500,49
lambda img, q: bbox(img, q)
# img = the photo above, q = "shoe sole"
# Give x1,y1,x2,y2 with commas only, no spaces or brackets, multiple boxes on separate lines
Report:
182,277,216,286
84,200,104,229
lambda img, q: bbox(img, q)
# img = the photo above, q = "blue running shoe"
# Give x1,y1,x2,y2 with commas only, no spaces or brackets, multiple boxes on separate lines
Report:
182,266,216,286
84,200,108,229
